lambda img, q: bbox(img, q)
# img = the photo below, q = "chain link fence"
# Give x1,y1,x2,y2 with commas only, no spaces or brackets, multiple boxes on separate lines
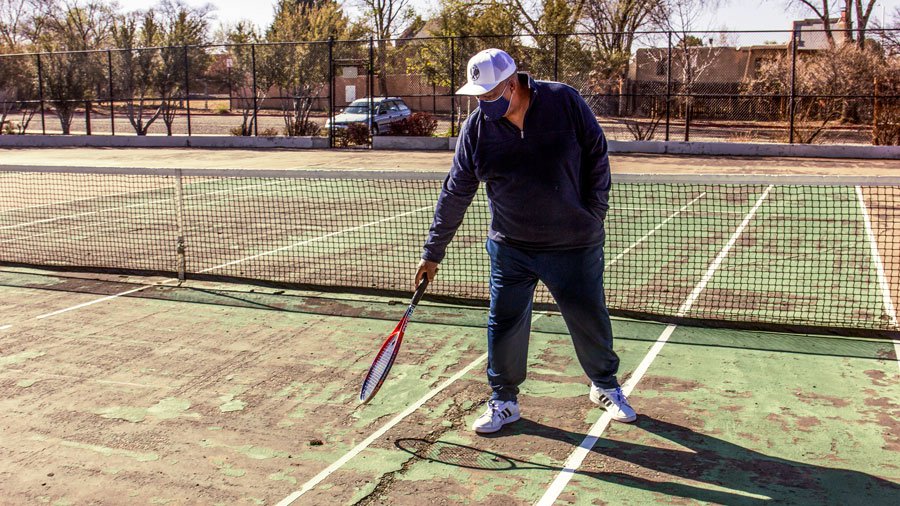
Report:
1,29,897,146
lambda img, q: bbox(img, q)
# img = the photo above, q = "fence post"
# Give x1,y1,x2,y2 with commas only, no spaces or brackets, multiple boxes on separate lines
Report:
665,31,672,142
85,100,91,135
183,45,192,136
328,37,334,148
553,34,559,81
36,53,46,135
251,44,258,136
450,37,456,138
107,49,115,135
368,36,374,137
788,29,798,144
872,75,878,145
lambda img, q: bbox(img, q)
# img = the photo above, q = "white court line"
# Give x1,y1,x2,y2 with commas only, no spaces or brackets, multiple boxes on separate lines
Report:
855,186,898,328
535,185,773,506
1,180,280,232
0,324,11,331
0,185,175,214
855,186,900,372
195,205,433,274
36,284,156,320
32,205,435,319
0,181,284,246
613,205,741,216
608,193,706,267
275,351,491,506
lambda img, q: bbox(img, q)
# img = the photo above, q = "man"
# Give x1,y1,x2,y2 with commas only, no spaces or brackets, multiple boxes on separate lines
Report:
415,48,635,434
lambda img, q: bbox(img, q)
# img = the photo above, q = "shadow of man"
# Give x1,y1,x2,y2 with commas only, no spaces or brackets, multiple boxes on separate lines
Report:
399,415,899,505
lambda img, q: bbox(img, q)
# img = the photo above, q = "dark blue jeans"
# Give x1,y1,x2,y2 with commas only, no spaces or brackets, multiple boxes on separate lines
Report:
486,239,620,402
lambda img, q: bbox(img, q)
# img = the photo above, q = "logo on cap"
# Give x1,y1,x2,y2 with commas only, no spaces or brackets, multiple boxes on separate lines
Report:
470,64,480,81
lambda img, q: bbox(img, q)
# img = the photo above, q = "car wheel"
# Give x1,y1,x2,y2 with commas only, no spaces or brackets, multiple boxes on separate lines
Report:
372,124,380,136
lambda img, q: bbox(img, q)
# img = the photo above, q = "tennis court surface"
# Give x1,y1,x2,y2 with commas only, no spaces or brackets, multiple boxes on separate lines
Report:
0,150,898,505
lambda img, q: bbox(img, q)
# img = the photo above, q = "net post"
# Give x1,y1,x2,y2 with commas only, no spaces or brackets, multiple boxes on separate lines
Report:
174,169,187,284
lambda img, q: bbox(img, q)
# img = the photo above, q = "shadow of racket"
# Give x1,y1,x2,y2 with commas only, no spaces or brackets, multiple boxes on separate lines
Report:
395,437,553,472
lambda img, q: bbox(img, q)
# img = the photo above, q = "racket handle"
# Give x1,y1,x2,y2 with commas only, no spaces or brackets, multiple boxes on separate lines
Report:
411,273,429,306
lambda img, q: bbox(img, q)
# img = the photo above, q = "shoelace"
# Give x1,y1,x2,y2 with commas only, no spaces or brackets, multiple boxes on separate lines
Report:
485,400,509,418
608,387,627,403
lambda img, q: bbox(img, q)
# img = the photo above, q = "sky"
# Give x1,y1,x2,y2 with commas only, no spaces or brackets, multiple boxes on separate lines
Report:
115,0,900,36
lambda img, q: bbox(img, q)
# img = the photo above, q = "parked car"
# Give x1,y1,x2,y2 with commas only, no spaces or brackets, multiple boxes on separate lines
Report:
325,97,411,135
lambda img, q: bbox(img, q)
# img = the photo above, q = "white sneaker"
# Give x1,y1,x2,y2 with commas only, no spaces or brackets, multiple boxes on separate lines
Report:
590,385,637,423
471,400,520,434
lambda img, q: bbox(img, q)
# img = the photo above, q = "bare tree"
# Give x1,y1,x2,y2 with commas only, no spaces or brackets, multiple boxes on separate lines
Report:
353,0,414,95
496,0,592,82
852,0,878,48
0,51,36,133
650,0,724,140
579,0,664,77
0,0,57,48
786,1,837,46
745,43,886,143
37,0,115,134
111,11,165,135
873,54,899,145
267,0,349,136
0,0,30,47
876,6,900,55
155,0,212,135
224,21,271,136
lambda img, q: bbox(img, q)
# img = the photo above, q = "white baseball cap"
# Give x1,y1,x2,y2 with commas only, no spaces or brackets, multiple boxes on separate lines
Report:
455,48,517,96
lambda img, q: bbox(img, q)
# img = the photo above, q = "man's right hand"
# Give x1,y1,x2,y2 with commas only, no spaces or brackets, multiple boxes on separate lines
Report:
415,259,439,289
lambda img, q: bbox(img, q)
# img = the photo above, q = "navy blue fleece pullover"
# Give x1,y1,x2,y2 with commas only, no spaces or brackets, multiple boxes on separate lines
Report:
421,74,611,263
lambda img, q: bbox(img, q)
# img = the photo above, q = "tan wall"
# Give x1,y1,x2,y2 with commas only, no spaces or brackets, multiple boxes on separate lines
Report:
246,74,455,113
633,47,759,84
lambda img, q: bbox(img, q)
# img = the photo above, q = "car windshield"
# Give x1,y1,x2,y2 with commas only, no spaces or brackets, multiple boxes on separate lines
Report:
343,104,371,114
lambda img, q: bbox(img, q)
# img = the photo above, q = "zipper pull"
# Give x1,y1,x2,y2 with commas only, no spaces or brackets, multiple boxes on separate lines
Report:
521,129,524,139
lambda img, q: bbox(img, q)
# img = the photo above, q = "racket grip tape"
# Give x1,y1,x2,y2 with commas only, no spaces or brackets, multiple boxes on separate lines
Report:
411,273,429,306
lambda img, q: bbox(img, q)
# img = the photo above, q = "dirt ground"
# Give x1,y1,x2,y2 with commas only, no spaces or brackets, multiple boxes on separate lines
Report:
0,267,897,505
1,146,898,176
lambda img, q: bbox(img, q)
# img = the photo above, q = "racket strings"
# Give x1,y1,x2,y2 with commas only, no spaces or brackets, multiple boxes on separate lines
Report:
360,336,399,399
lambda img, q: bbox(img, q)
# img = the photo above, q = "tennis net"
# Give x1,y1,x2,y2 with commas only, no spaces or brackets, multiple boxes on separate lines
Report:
1,166,897,337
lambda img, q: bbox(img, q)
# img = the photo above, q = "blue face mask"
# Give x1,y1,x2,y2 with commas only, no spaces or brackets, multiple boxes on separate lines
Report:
479,81,511,121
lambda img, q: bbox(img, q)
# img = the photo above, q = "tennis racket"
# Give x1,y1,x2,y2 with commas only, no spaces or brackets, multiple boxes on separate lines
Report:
359,274,430,404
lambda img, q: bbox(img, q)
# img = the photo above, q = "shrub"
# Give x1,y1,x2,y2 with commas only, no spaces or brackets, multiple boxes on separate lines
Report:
332,123,371,147
344,122,370,146
230,126,280,137
873,61,900,146
284,120,321,137
387,112,438,136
